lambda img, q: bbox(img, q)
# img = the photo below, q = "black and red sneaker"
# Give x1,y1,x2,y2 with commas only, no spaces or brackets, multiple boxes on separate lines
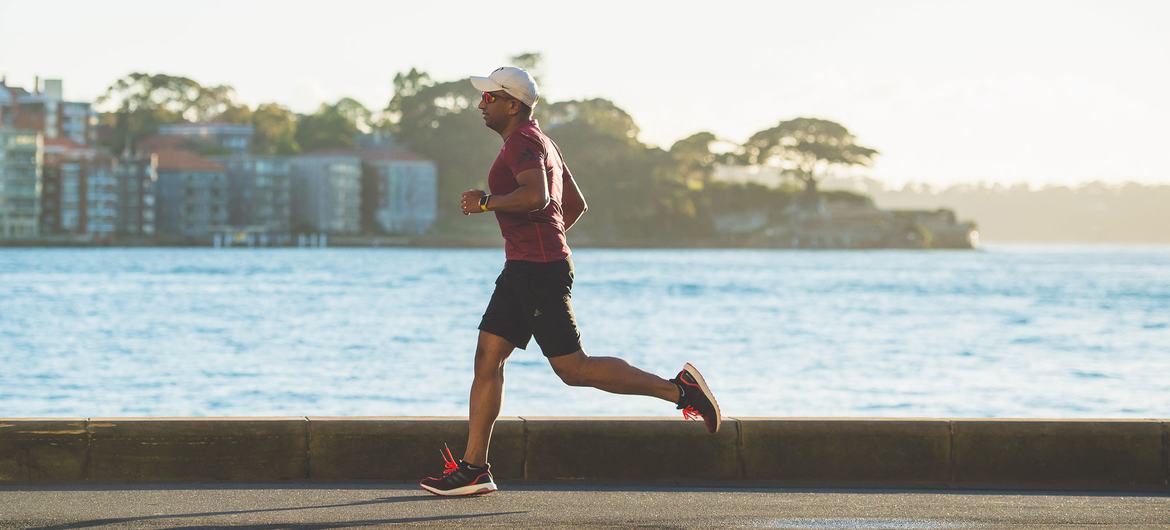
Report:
419,444,497,496
671,362,722,433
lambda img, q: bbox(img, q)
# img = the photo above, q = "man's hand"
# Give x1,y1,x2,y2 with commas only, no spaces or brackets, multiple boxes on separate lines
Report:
460,189,488,215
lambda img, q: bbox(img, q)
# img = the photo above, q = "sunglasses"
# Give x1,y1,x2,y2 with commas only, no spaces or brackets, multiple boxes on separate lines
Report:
481,91,514,105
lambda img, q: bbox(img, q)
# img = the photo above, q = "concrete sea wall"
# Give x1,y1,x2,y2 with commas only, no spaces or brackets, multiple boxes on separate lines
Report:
2,417,1167,490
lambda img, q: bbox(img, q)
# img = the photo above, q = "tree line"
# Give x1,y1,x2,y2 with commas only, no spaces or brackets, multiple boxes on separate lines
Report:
95,55,879,243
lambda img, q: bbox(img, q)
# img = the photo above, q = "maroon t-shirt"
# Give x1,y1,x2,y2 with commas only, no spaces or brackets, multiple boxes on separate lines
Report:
488,120,573,262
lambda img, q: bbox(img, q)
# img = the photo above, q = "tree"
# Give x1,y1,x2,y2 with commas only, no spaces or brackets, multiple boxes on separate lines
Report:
384,68,434,126
386,70,706,239
539,99,640,142
540,100,706,241
252,103,299,155
670,131,719,190
390,77,500,221
96,73,247,153
96,73,203,153
215,103,253,125
509,52,544,86
332,97,373,133
191,84,244,122
742,117,878,194
295,100,360,152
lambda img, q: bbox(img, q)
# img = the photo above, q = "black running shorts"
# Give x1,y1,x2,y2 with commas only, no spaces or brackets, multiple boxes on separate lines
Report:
478,258,582,358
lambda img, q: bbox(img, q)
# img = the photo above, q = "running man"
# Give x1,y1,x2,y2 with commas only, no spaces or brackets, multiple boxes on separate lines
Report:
420,67,721,496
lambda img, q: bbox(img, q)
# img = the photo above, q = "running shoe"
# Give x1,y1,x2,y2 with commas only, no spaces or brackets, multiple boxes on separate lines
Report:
419,443,497,496
671,362,722,433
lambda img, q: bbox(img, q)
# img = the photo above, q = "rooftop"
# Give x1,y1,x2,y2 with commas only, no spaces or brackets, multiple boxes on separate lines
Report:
359,148,432,163
154,149,225,173
43,137,86,150
137,135,190,153
298,148,432,163
158,122,254,135
42,137,97,158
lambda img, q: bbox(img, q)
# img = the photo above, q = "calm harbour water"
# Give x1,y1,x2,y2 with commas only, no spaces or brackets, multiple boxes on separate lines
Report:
1,245,1168,418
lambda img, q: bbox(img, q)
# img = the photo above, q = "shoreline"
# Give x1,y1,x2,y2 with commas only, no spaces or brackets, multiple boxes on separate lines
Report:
0,236,977,250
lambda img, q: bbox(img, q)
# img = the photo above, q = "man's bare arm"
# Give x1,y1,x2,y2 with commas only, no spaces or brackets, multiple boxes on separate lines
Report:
460,168,549,215
562,173,587,231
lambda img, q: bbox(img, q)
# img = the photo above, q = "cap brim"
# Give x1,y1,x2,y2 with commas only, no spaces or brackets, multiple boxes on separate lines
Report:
470,76,503,92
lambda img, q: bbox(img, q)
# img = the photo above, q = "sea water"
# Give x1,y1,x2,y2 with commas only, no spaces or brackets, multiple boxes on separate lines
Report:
1,246,1167,418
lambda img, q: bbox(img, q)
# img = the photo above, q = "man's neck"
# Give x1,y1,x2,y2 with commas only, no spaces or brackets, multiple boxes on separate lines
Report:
498,117,533,140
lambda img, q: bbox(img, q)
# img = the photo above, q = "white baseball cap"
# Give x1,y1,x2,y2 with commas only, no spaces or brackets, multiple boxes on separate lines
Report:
470,66,539,108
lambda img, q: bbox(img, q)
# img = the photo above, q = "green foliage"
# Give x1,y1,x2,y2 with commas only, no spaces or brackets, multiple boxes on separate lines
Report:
216,104,252,125
390,78,500,221
388,69,906,242
703,181,791,213
911,223,933,248
252,103,300,155
89,67,899,246
332,97,374,132
742,117,878,193
539,99,640,142
819,189,873,207
96,73,194,153
670,132,719,190
541,107,705,241
295,100,361,152
97,73,203,116
96,73,246,153
384,68,433,125
509,52,544,85
191,84,244,122
385,66,711,237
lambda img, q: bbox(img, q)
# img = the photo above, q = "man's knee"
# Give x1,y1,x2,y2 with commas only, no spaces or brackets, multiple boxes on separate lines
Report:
474,335,513,379
474,350,506,379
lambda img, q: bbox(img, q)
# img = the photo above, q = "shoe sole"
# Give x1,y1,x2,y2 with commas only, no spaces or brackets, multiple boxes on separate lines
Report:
683,362,722,433
419,481,498,496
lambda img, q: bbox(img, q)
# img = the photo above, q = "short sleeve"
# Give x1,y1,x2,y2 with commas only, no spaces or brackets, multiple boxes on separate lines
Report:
505,135,547,175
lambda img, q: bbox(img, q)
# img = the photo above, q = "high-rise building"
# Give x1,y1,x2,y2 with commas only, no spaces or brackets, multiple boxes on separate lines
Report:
289,153,361,234
115,155,157,237
156,123,253,155
153,150,228,239
40,138,117,239
211,154,292,235
360,149,437,235
0,78,96,146
0,128,42,239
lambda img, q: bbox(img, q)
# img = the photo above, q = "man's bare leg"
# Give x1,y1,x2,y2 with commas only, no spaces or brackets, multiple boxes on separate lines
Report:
462,331,514,467
547,350,679,402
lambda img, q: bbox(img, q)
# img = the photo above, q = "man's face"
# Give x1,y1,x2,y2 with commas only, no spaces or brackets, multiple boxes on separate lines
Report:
479,90,517,131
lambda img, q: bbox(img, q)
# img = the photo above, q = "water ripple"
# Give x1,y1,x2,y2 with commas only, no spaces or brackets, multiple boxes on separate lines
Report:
1,245,1168,418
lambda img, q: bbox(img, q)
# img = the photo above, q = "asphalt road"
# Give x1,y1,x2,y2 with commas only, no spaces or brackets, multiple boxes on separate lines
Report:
1,483,1167,529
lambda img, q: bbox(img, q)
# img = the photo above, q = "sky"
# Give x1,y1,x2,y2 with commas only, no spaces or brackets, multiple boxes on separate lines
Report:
1,0,1167,187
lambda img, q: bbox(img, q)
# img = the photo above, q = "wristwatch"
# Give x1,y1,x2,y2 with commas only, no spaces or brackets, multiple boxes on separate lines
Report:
479,195,491,212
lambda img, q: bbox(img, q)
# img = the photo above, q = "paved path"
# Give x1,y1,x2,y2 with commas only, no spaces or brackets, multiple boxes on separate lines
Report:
1,484,1167,529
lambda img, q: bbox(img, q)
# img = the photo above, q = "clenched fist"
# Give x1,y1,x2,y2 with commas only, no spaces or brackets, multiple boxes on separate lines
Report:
461,189,487,215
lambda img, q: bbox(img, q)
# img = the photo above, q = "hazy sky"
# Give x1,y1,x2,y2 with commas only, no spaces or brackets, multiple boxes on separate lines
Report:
1,0,1167,187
